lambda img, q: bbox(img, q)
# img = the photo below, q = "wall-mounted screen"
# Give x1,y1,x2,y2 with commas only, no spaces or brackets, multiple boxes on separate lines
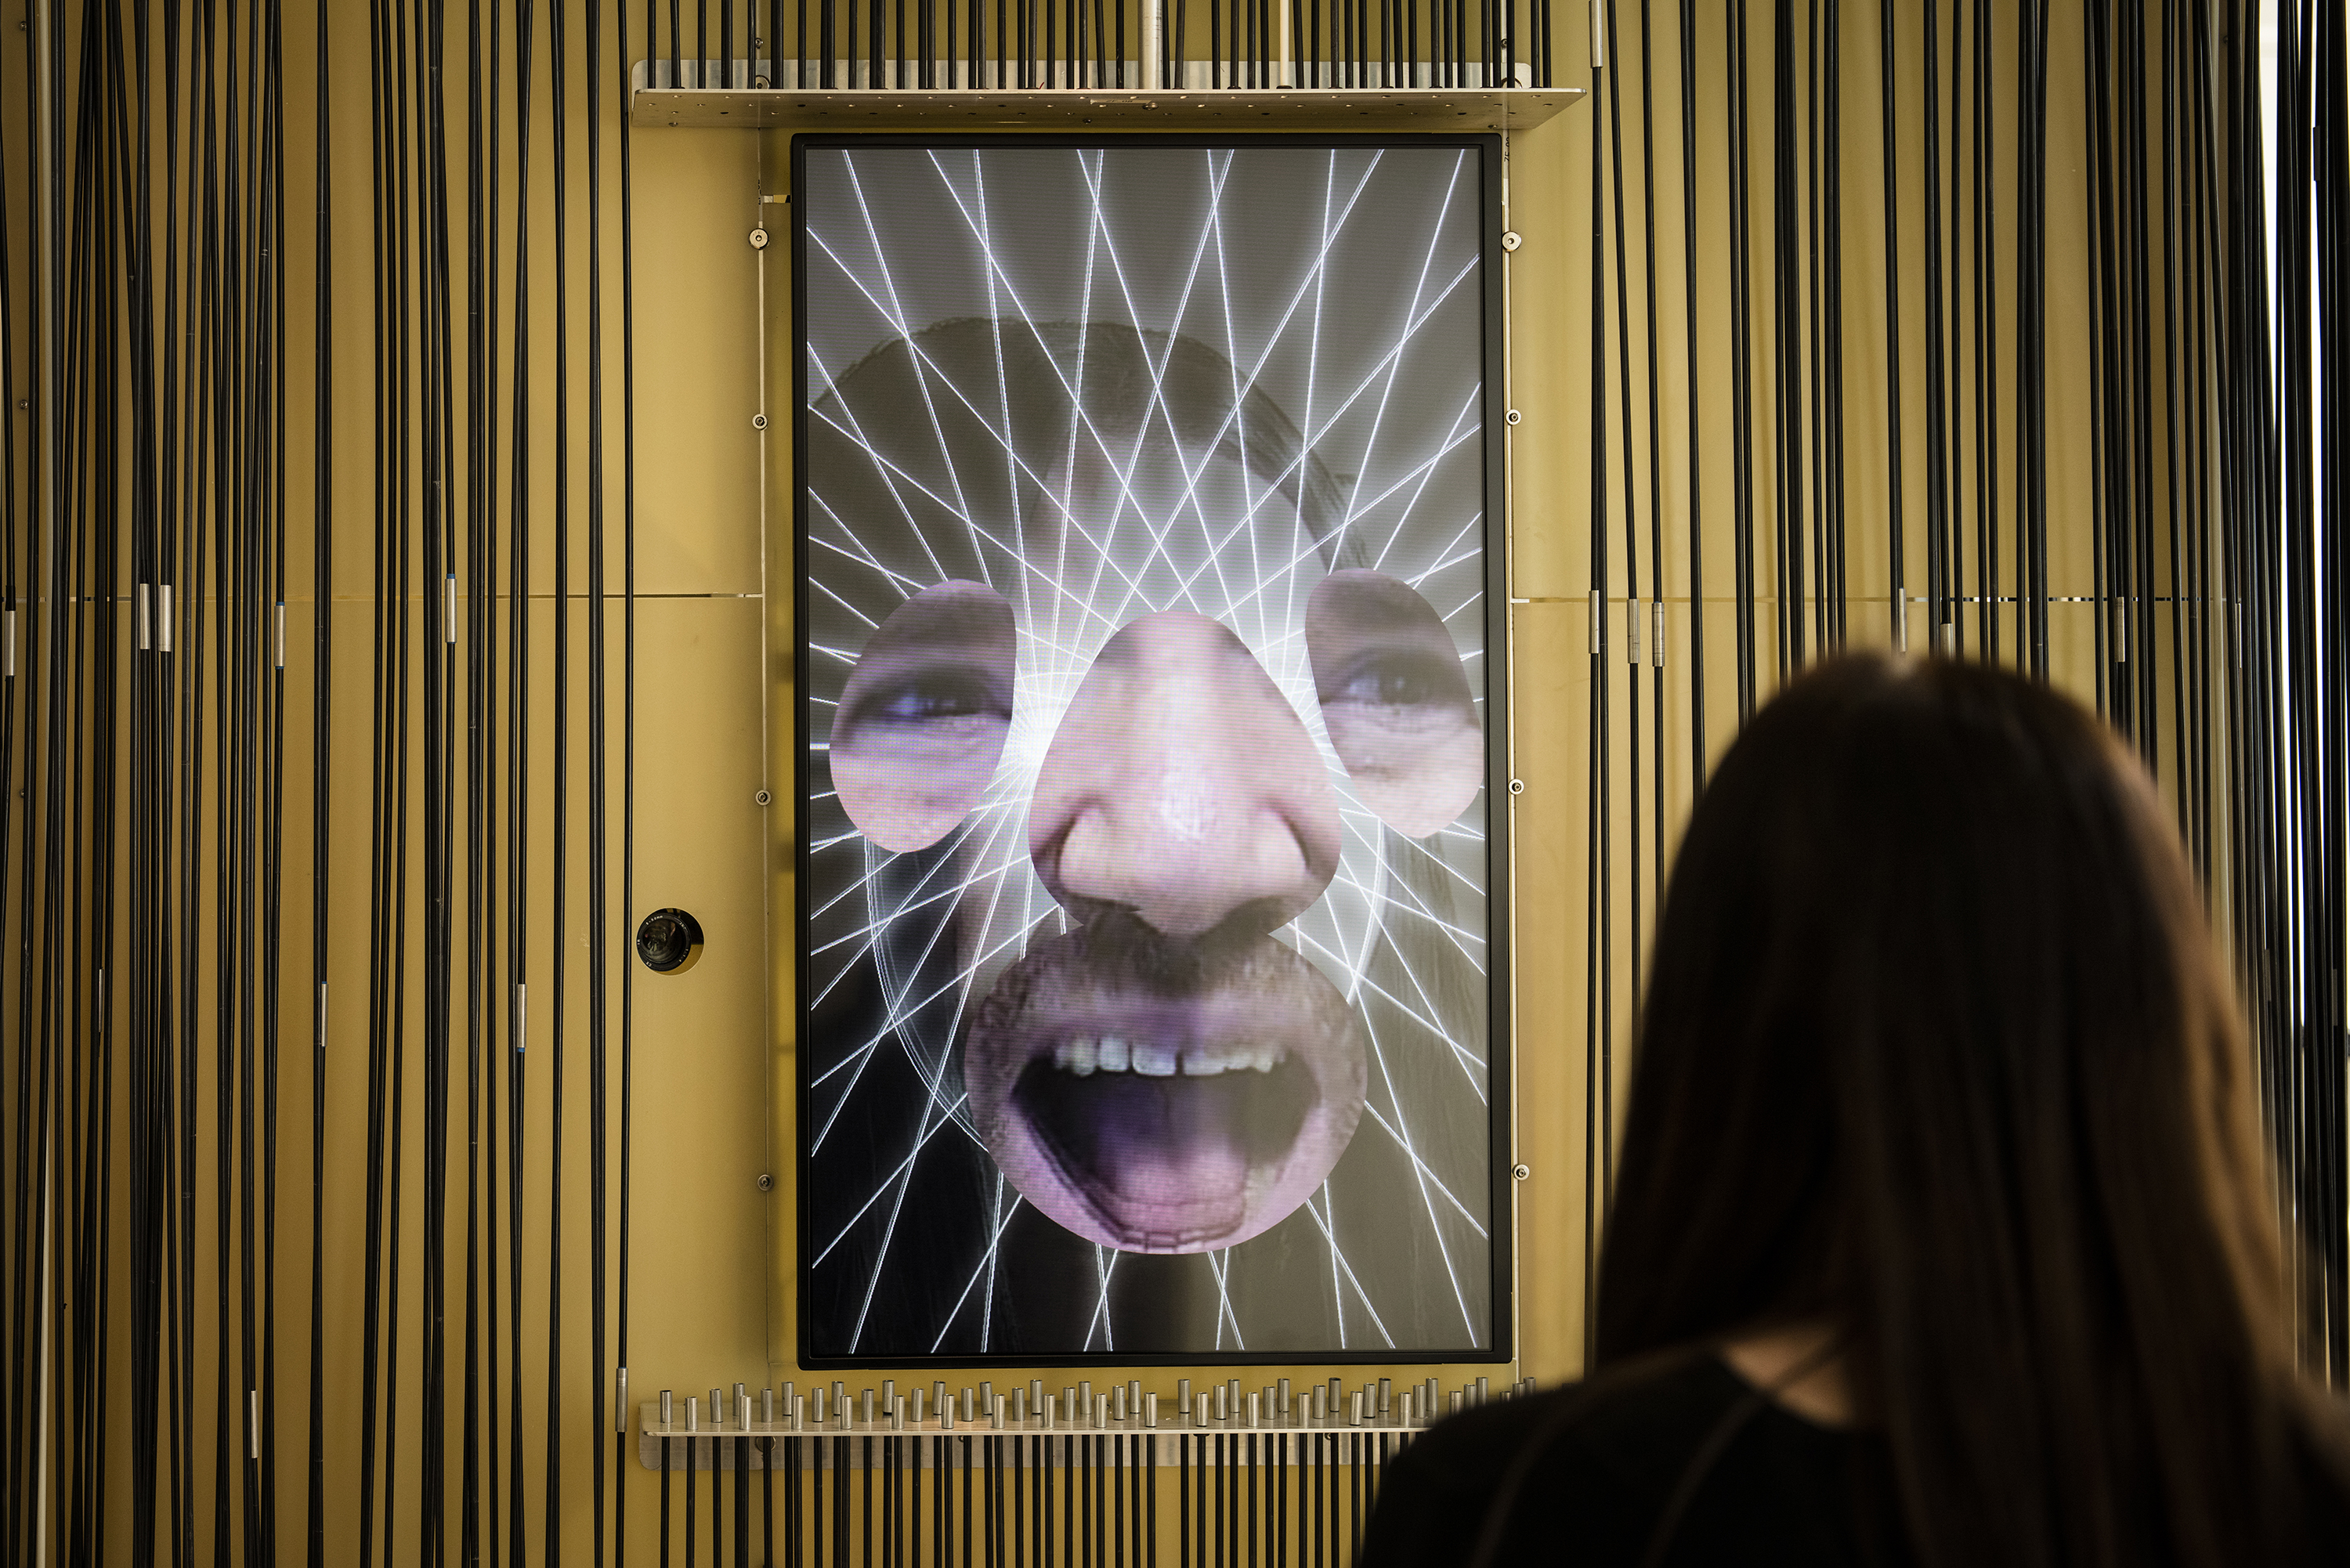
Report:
794,134,1509,1364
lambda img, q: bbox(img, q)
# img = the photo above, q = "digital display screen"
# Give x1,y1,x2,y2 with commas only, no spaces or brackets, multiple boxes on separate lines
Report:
794,135,1508,1364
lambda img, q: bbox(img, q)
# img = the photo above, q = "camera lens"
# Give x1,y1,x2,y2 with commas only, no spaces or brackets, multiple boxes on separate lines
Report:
635,908,706,974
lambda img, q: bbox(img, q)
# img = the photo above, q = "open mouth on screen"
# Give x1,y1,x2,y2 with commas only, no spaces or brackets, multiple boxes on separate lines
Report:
1010,1044,1318,1250
965,922,1369,1254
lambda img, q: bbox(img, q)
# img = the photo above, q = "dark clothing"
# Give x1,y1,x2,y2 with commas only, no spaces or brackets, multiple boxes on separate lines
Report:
1362,1355,1912,1568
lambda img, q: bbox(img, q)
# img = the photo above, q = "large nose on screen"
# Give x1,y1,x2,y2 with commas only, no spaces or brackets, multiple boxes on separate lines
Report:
1027,611,1341,941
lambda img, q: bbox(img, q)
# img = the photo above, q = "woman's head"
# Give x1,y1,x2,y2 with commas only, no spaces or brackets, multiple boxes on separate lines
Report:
1599,653,2313,1566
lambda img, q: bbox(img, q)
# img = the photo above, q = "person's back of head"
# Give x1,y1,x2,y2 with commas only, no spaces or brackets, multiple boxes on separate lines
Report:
1599,652,2347,1568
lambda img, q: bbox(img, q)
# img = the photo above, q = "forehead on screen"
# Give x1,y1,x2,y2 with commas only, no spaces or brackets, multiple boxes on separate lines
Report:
804,320,1368,663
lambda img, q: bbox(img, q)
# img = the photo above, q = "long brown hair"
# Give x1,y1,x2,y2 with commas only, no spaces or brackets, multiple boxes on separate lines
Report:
1595,654,2345,1568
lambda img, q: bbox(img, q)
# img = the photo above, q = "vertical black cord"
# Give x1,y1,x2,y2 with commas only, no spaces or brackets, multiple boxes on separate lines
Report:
1728,0,1755,716
1677,0,1704,788
618,0,646,1558
1880,0,1904,653
1587,9,1615,1295
1632,0,1663,899
548,0,575,1548
1601,0,1640,1050
1921,0,1947,656
506,0,537,1555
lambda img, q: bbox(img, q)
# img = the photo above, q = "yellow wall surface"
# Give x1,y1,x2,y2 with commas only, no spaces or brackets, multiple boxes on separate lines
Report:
13,0,2237,1558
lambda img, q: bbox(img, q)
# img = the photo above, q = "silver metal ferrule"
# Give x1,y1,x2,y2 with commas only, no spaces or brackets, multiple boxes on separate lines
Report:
1279,1377,1292,1418
994,1395,1007,1429
739,1393,752,1429
764,1388,775,1425
249,1390,260,1460
911,1388,925,1424
617,1369,629,1433
710,1389,725,1428
687,1397,700,1433
792,1396,804,1432
1145,1393,1158,1428
1095,1394,1108,1429
446,576,457,644
862,1389,874,1428
1177,1378,1191,1417
1589,0,1606,66
276,602,286,669
1247,1392,1260,1429
137,585,150,650
159,586,173,653
1378,1378,1391,1415
1653,600,1665,667
5,607,15,676
661,1389,674,1426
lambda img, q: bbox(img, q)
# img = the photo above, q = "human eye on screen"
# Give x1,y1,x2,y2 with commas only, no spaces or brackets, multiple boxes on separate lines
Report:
832,580,1016,853
1306,569,1483,839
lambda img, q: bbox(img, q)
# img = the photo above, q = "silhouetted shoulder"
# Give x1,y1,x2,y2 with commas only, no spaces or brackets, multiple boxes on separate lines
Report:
1361,1356,1907,1568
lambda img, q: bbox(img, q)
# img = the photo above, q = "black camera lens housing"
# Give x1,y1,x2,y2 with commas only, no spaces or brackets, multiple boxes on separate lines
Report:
635,908,706,974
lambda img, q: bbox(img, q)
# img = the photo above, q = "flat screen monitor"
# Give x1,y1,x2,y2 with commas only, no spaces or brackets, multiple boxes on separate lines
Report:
794,133,1510,1365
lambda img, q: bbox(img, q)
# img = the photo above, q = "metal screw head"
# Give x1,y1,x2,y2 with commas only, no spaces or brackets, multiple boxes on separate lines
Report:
751,413,769,430
1508,778,1526,796
1501,229,1524,251
749,227,770,250
754,788,773,806
756,1173,775,1191
1512,1163,1531,1181
1506,408,1523,425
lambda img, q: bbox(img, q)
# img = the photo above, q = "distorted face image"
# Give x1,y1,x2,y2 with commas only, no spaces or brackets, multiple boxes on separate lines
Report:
813,313,1488,1259
964,611,1363,1252
832,554,1481,1251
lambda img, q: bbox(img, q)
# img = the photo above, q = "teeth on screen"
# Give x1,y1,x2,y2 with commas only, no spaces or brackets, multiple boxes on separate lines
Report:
1053,1040,1287,1076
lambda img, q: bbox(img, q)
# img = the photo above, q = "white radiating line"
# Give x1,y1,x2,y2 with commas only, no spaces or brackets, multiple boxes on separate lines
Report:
1358,1005,1479,1340
928,1191,1029,1353
980,1173,1006,1350
1321,1178,1347,1348
809,1094,975,1268
1357,1100,1489,1236
1343,153,1470,543
1085,1248,1121,1353
803,334,954,585
1373,386,1488,575
1291,923,1488,1084
1302,1185,1397,1348
1207,1247,1246,1350
845,158,978,529
967,152,1040,647
809,575,881,628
